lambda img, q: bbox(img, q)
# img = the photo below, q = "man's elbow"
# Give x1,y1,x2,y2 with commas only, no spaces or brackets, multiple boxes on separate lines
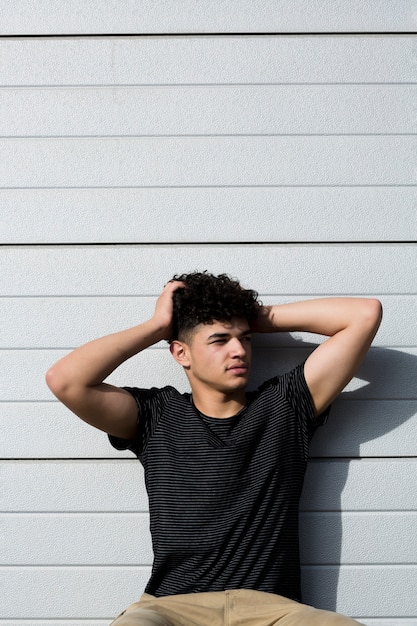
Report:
362,298,383,335
45,363,73,402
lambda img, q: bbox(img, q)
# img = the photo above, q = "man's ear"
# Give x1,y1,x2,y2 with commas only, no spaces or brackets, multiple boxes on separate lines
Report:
169,340,191,368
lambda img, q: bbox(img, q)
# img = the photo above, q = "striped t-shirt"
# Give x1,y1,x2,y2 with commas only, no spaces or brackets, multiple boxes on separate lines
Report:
109,363,327,601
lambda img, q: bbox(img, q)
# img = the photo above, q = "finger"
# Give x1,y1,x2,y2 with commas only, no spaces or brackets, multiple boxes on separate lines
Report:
164,280,185,291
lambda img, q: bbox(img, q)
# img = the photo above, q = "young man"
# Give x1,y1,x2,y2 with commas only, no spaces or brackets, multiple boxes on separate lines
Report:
46,272,382,626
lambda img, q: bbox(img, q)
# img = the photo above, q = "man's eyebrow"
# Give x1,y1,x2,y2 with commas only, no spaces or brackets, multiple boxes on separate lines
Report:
207,332,229,340
207,330,252,340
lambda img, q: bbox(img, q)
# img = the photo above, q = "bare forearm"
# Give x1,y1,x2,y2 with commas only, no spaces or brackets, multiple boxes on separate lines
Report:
253,297,382,337
46,318,166,394
252,297,382,416
45,281,184,437
46,280,181,401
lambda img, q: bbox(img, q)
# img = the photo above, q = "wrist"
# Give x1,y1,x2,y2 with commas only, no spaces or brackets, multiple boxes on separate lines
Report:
146,316,172,343
251,305,276,333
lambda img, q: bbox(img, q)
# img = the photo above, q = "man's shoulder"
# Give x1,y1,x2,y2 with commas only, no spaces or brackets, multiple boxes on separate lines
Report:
254,363,305,396
123,384,190,407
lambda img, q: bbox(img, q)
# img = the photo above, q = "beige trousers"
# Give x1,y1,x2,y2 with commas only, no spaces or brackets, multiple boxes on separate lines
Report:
110,590,364,626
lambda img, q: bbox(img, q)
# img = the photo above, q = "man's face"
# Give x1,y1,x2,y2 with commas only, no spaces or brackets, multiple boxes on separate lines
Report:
180,318,252,395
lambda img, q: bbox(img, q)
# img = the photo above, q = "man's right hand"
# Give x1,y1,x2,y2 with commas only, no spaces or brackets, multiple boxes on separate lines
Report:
152,280,185,341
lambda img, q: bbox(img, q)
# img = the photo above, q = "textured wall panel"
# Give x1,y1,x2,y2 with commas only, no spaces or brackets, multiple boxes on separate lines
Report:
1,245,416,295
1,187,416,243
301,566,417,616
3,85,416,136
1,37,415,86
1,136,415,187
2,1,416,34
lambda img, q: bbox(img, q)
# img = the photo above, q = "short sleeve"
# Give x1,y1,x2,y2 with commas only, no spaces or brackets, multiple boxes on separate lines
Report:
108,385,173,458
279,362,330,439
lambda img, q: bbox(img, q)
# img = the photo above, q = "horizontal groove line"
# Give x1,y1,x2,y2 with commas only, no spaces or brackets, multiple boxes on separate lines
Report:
2,397,415,402
2,511,414,516
3,510,147,515
2,134,417,139
0,564,414,570
0,293,412,297
2,456,416,461
309,456,417,461
1,185,416,191
0,563,152,571
2,82,417,88
1,241,416,246
2,82,416,88
3,344,416,349
3,510,416,515
0,618,413,623
1,511,150,515
1,563,415,568
0,293,414,298
2,32,416,38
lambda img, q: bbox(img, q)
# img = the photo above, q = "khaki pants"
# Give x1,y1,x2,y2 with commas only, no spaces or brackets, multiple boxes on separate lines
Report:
110,590,364,626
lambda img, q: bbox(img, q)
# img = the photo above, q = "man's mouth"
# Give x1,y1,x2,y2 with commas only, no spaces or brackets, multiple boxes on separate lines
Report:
227,363,249,374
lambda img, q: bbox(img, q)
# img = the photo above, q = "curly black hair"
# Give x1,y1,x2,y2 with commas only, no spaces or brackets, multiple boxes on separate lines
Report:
169,271,261,343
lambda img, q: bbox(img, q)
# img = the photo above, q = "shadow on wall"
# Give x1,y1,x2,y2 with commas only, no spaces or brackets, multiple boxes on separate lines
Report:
249,337,416,614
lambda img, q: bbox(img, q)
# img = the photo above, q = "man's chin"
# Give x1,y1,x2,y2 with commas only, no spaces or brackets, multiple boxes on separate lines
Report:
228,376,249,390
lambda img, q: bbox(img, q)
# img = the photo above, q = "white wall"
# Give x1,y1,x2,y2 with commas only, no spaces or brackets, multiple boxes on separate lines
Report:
1,4,416,625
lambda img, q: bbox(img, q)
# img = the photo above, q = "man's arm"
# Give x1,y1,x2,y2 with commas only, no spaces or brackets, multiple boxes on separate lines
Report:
45,281,182,439
252,298,382,416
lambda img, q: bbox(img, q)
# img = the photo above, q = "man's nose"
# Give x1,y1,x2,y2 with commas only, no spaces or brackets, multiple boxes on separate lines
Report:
230,338,247,356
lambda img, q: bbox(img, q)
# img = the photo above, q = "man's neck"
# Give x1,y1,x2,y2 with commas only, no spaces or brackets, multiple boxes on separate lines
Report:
191,389,247,419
